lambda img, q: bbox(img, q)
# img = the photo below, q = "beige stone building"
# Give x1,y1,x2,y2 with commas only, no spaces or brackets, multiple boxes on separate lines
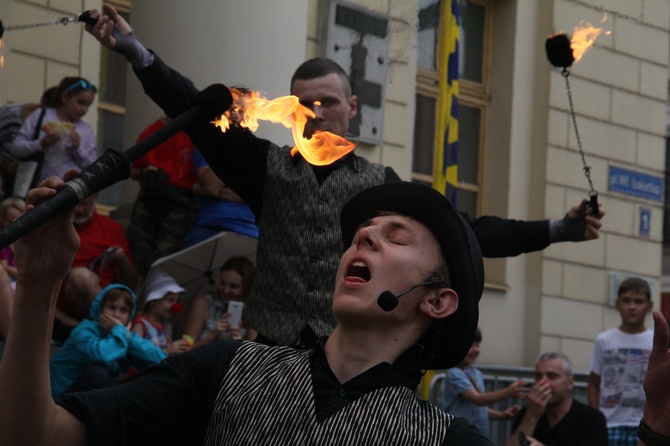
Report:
0,0,668,372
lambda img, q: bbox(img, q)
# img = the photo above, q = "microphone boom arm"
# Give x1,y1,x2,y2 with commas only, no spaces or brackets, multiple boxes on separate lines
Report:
378,276,446,312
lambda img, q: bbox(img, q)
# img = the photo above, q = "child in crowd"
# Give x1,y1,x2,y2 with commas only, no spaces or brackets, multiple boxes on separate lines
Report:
442,327,529,439
587,277,654,446
9,77,98,193
49,284,166,396
131,271,191,356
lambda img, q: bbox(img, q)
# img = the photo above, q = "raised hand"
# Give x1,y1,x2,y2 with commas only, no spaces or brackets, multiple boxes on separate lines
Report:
40,131,61,149
214,314,231,336
641,311,670,437
165,338,190,356
98,313,125,332
526,380,551,418
14,170,80,284
85,4,133,50
501,404,521,420
566,198,605,241
506,379,530,399
84,4,152,70
69,129,81,151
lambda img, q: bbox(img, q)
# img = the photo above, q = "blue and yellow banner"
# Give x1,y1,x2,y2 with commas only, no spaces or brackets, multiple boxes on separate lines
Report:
432,0,459,203
422,0,460,401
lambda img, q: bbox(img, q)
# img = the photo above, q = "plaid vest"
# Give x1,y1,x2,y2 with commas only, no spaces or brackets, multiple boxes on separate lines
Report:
204,342,451,445
246,144,385,345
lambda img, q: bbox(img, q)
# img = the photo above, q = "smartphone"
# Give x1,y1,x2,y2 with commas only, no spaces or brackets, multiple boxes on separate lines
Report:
227,301,244,329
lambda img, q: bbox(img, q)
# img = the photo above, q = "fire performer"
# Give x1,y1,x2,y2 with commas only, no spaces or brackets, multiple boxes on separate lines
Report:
85,4,604,349
1,176,496,445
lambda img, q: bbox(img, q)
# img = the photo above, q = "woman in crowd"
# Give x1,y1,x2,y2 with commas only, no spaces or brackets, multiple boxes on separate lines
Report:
181,256,256,346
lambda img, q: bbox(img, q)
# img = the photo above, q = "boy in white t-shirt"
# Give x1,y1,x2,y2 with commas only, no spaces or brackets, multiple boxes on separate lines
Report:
587,277,654,446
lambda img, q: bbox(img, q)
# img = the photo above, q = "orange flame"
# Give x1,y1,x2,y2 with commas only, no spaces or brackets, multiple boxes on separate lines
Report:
212,87,356,166
571,15,610,62
0,38,4,68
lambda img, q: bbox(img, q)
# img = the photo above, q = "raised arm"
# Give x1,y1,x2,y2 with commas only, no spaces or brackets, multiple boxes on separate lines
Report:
638,311,670,446
0,172,87,446
461,379,528,406
465,198,605,258
550,198,605,243
86,4,267,213
488,405,521,421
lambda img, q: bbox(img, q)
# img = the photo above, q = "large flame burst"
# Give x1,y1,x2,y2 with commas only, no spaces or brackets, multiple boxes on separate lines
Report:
212,87,356,166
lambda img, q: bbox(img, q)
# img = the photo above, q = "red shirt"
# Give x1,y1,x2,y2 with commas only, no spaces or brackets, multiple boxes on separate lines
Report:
73,211,133,288
132,118,197,190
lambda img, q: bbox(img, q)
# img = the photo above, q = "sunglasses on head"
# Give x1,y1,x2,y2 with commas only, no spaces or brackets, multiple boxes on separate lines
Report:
65,79,97,93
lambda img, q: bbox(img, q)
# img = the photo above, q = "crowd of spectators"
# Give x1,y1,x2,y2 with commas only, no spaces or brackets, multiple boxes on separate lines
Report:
1,4,667,444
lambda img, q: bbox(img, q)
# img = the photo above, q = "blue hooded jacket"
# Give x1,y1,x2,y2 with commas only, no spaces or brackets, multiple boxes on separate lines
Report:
50,284,166,396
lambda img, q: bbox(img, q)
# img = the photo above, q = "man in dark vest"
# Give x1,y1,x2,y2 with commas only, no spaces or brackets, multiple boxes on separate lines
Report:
85,5,604,349
4,176,493,444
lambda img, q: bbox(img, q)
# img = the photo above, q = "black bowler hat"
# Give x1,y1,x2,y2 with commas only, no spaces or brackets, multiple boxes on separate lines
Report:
340,181,484,369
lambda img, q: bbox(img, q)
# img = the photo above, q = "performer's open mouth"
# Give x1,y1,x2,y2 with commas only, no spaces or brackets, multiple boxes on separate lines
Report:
346,261,370,282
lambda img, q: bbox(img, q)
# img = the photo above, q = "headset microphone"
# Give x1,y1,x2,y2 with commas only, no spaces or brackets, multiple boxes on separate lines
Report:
377,277,445,312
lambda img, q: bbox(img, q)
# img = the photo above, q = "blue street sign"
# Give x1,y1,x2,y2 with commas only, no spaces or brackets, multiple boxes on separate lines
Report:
639,207,651,237
608,166,663,202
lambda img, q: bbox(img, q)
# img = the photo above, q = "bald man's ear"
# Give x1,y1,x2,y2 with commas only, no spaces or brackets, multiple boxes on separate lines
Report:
420,288,458,320
348,95,357,120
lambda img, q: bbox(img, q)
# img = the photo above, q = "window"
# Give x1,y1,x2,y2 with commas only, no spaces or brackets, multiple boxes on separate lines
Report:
412,0,491,218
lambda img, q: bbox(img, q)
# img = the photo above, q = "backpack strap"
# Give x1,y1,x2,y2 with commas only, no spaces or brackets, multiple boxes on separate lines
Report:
32,107,47,141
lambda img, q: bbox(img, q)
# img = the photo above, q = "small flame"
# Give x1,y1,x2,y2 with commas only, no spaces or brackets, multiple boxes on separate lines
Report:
571,15,610,62
0,38,4,68
212,88,356,166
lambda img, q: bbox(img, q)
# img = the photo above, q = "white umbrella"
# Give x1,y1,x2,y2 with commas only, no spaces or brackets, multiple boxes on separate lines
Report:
146,231,257,333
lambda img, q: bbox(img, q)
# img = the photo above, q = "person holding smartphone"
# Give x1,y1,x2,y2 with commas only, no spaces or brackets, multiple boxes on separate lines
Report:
181,256,256,347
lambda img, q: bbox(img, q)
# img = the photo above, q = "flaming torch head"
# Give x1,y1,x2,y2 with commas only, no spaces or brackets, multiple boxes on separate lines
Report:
213,87,356,166
545,33,574,68
546,18,608,69
193,83,234,121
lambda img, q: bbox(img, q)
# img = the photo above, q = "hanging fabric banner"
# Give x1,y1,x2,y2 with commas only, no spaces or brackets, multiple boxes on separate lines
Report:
432,0,460,204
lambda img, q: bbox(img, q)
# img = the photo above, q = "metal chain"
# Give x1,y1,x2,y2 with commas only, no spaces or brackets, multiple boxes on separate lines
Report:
562,67,595,193
2,14,80,34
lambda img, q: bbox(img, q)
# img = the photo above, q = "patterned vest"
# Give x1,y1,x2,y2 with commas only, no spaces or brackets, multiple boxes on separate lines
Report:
246,144,385,345
204,342,451,445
